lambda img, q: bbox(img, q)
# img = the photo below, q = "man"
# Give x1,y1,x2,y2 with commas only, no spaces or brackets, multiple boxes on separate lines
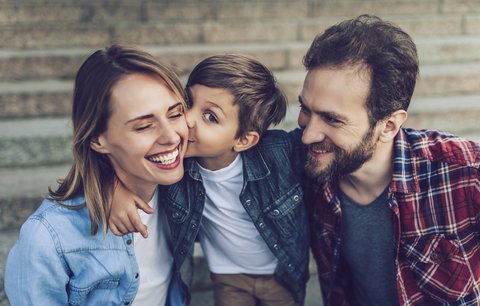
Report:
298,15,480,306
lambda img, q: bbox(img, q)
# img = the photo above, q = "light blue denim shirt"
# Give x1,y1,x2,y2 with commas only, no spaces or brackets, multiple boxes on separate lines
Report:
5,195,186,306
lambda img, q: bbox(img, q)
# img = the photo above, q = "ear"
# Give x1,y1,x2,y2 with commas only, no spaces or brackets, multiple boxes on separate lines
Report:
90,135,110,154
378,110,408,143
233,131,260,153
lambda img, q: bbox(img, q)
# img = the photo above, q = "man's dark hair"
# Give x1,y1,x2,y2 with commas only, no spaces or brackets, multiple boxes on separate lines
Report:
304,14,419,126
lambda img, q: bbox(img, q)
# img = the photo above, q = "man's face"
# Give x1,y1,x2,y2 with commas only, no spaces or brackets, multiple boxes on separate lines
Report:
298,65,379,182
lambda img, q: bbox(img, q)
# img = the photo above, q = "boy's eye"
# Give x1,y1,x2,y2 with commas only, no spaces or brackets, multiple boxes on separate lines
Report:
203,112,218,123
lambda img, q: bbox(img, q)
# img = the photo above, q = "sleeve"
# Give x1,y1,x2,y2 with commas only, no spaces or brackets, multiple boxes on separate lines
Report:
4,217,70,305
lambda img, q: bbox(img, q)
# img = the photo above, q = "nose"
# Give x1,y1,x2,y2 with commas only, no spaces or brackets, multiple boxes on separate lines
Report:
156,120,181,145
185,109,195,129
299,115,325,145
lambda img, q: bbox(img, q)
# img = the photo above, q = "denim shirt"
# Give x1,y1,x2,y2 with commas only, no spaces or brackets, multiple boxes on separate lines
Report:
160,129,310,304
5,195,187,306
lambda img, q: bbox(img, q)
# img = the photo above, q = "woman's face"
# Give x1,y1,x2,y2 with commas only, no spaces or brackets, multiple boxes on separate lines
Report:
92,73,188,199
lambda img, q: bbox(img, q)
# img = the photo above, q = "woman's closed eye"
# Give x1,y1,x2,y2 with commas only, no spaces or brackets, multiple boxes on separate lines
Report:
134,124,153,131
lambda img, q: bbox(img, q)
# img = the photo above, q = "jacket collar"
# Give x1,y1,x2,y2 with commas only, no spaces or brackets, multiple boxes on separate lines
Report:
185,146,270,182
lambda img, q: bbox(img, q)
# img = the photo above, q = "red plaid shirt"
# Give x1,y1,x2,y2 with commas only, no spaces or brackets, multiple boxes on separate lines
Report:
307,128,480,306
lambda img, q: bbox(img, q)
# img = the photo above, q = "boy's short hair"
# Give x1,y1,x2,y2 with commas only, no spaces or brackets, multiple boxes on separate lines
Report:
186,54,287,138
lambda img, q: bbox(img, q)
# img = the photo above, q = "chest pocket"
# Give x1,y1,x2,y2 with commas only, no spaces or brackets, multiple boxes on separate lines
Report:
400,234,474,303
263,184,305,239
68,279,120,305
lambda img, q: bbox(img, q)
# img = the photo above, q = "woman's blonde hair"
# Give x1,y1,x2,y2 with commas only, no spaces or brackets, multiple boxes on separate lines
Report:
49,44,186,235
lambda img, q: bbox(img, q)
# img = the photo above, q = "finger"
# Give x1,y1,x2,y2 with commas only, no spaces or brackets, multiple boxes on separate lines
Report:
134,197,154,214
109,223,124,237
129,210,149,238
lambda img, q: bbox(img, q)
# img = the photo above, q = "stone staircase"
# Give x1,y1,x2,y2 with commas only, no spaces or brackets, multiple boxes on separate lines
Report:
1,1,480,305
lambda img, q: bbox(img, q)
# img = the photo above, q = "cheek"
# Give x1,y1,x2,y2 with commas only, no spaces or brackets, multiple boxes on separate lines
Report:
175,119,189,140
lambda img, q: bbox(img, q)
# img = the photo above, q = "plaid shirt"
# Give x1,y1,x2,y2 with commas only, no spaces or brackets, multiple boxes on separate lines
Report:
307,128,480,306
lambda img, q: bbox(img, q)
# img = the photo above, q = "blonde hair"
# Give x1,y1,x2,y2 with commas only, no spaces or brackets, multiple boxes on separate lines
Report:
49,45,186,235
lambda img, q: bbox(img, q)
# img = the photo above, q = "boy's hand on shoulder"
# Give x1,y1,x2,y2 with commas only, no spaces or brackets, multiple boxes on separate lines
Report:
109,179,153,238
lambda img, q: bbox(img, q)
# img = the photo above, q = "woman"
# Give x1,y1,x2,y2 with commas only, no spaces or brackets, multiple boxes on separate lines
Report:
5,45,189,305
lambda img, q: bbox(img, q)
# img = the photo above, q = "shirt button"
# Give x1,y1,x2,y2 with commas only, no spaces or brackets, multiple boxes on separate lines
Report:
245,199,251,206
293,194,300,201
126,239,132,245
430,252,439,260
272,209,280,216
287,263,293,270
191,224,197,230
258,222,265,228
135,273,139,279
273,243,279,249
198,191,204,196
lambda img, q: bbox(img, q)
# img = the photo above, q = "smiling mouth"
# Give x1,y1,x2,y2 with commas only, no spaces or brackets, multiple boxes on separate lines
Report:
146,147,180,165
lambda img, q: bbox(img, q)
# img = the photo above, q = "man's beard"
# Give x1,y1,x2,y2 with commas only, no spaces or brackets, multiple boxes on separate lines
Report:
304,127,377,184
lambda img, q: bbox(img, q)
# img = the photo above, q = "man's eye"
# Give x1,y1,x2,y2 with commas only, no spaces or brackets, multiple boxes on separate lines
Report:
203,112,218,123
135,124,152,131
324,116,342,125
299,104,309,115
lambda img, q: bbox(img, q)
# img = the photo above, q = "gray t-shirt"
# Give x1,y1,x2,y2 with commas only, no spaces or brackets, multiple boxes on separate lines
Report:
339,187,400,306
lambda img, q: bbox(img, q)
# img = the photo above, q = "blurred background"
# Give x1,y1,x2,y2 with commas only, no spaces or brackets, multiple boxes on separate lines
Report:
1,0,480,305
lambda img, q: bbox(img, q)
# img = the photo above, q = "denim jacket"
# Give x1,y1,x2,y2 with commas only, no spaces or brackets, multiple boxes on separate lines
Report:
5,195,187,306
159,129,310,304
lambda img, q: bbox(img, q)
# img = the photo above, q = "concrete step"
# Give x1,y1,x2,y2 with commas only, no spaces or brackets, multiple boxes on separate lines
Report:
0,1,309,27
2,60,480,119
275,61,480,105
1,13,480,49
2,0,480,28
0,42,308,81
0,117,72,168
2,35,480,81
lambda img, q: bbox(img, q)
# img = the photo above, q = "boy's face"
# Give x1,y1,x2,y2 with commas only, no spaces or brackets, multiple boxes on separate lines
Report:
185,84,241,171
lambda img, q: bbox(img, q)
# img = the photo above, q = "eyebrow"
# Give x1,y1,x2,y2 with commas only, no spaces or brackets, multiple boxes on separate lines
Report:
125,102,183,124
205,101,226,116
298,96,348,122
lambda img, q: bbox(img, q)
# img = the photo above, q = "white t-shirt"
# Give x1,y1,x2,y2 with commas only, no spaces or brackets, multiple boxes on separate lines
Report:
132,188,173,306
198,154,277,274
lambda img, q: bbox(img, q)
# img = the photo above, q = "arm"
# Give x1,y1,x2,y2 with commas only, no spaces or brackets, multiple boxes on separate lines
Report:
109,179,153,238
5,218,69,305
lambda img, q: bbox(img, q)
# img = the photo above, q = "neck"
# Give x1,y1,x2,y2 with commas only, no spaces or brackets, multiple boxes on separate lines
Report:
197,151,239,171
339,141,394,205
117,173,157,203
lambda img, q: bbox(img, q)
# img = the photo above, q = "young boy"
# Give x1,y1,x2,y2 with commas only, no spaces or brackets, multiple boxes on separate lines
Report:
111,54,309,306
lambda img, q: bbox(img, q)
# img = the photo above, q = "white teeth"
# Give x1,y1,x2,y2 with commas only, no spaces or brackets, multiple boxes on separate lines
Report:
148,149,179,165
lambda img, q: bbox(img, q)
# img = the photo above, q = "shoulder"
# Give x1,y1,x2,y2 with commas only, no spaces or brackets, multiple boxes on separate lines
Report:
399,128,480,167
257,129,303,150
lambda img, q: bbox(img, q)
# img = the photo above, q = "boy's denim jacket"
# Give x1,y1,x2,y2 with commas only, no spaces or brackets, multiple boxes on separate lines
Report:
160,129,310,304
5,195,186,306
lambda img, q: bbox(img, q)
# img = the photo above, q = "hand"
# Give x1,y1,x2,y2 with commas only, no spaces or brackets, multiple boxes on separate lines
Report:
109,179,153,238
